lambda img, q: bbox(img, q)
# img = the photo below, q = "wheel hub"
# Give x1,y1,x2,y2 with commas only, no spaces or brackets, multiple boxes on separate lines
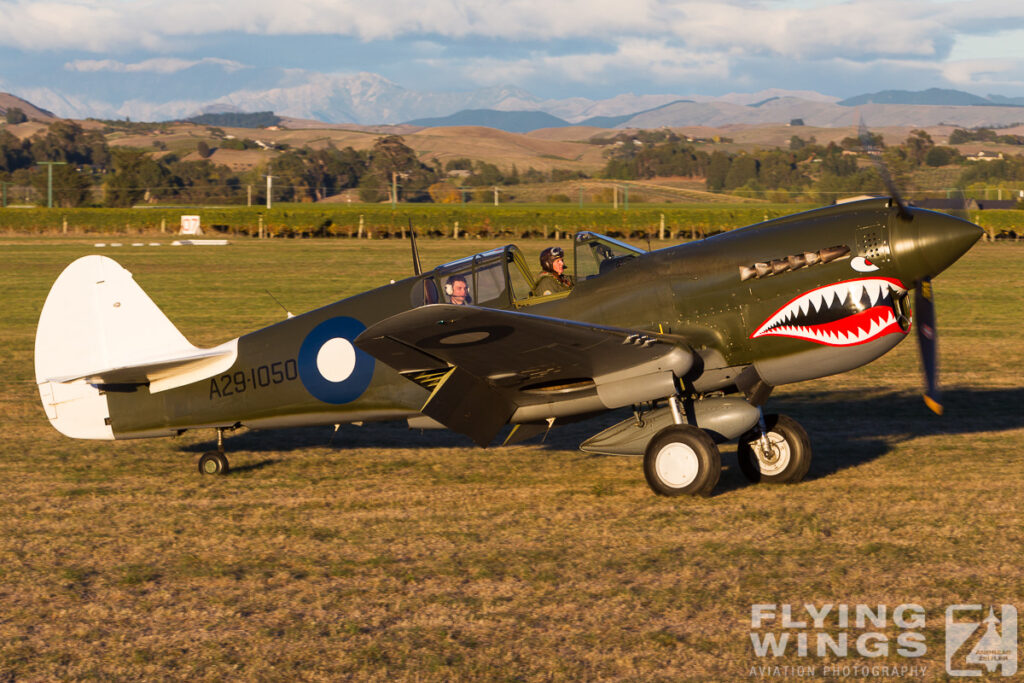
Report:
752,432,791,475
655,443,700,488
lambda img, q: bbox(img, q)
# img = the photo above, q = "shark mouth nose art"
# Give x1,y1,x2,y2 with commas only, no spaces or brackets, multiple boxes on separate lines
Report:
751,277,908,346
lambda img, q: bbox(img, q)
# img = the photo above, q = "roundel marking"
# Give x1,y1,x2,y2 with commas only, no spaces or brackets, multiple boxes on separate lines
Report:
298,317,375,404
417,325,515,349
439,331,491,345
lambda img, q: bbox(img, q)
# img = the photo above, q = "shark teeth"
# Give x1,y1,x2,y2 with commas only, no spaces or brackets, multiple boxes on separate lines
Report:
760,308,900,346
752,277,908,346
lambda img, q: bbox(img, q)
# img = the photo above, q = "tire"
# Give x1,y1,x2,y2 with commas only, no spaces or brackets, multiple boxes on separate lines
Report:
198,451,230,475
643,425,721,497
737,414,811,484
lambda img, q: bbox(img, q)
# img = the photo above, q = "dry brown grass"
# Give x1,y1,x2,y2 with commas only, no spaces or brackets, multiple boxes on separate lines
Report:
404,126,605,173
524,126,610,142
103,121,608,175
1,237,1021,680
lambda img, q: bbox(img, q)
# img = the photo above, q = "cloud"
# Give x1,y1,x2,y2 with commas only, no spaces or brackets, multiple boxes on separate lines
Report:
0,0,1015,64
64,57,246,74
6,0,1024,101
0,0,664,49
941,57,1024,90
0,1,156,51
453,38,729,88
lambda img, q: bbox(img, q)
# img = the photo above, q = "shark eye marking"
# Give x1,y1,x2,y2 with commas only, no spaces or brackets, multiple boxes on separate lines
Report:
751,277,909,346
739,245,850,281
851,256,880,273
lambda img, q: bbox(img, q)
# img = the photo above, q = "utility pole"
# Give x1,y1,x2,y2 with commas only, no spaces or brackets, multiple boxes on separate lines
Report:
37,161,67,208
391,172,398,208
264,175,274,210
493,186,499,206
247,184,252,207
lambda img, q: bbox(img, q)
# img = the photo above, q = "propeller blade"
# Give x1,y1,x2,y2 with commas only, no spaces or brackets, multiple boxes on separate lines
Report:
858,117,912,221
948,186,972,223
914,277,942,414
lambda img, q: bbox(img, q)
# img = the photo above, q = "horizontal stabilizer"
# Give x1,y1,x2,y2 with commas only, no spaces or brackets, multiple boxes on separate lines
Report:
48,343,237,392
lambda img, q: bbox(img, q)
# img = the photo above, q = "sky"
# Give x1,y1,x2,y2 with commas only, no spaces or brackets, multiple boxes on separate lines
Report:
2,0,1024,119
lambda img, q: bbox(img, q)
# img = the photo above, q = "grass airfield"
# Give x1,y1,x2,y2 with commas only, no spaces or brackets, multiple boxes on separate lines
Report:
1,236,1022,681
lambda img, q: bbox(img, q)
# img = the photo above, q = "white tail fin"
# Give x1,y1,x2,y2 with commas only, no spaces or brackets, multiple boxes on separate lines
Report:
35,255,236,440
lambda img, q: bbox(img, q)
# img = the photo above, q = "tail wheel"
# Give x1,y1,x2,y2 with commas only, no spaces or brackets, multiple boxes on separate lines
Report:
737,414,811,484
643,425,721,497
198,451,230,475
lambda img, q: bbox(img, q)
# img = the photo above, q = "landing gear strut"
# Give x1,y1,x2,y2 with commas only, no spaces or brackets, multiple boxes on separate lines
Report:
197,427,230,475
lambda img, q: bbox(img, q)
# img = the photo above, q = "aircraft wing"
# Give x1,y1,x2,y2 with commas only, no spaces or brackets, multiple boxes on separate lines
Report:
355,304,692,445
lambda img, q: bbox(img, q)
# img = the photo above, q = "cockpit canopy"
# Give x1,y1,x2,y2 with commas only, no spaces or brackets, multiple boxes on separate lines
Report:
409,231,646,310
573,231,645,280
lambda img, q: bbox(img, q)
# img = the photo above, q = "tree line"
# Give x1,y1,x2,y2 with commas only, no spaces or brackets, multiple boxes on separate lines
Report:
597,128,991,200
0,120,594,207
3,117,1024,208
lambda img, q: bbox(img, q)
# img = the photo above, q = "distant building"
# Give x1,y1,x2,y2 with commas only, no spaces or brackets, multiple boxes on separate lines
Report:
966,151,1004,162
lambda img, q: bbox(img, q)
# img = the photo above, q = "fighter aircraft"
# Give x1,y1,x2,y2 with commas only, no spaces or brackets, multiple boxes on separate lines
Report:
35,196,981,496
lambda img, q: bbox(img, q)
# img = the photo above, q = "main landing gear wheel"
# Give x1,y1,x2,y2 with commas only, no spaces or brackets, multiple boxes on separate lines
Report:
643,425,721,497
198,451,230,475
737,414,811,484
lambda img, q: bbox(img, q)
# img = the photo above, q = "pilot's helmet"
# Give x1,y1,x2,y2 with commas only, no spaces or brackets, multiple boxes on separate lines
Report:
540,246,564,273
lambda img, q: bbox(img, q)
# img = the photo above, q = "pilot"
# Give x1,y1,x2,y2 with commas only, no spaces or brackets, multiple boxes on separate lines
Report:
445,274,471,305
531,246,574,297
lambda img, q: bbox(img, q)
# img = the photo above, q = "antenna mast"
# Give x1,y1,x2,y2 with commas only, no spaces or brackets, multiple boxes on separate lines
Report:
409,218,422,276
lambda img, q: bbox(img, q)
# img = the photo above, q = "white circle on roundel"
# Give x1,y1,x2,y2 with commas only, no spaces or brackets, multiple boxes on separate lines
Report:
316,337,357,382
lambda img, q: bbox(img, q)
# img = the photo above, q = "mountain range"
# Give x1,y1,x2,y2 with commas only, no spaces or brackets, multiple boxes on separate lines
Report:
402,89,1024,132
6,74,1024,132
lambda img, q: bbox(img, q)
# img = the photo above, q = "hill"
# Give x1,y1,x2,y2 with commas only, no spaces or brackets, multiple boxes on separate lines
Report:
577,99,694,128
838,88,1011,107
98,121,609,174
183,111,282,128
404,109,570,133
405,125,605,172
618,96,1024,129
0,92,57,121
18,77,1024,130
